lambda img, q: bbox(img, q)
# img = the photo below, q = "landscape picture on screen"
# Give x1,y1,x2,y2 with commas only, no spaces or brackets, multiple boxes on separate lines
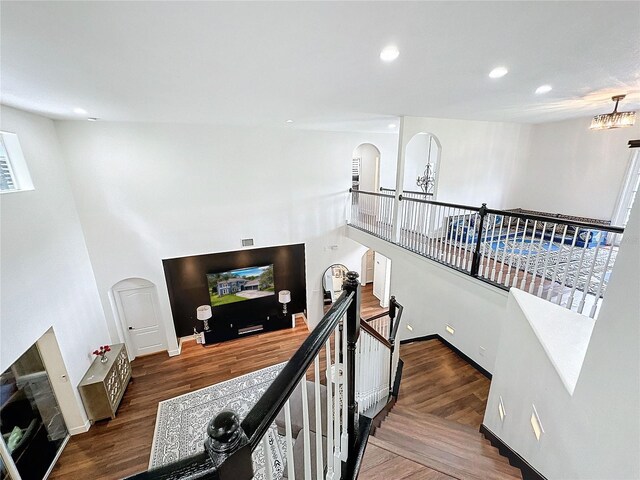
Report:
207,265,275,307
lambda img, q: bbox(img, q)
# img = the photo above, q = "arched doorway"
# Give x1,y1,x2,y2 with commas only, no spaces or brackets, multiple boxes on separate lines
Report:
111,278,167,358
352,143,381,192
404,133,441,198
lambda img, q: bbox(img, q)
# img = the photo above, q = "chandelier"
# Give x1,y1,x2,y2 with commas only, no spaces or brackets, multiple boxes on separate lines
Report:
590,95,636,130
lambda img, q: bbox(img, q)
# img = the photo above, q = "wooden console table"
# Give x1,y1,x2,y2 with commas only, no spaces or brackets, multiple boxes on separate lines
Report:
78,343,131,422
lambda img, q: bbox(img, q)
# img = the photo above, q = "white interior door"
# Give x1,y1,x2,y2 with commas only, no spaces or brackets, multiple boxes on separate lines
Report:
373,252,391,308
116,286,167,358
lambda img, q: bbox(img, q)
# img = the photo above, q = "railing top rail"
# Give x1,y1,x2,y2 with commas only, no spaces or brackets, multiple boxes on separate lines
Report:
349,188,395,199
360,319,392,349
398,195,481,212
380,187,434,196
485,208,625,233
363,310,389,322
241,290,354,449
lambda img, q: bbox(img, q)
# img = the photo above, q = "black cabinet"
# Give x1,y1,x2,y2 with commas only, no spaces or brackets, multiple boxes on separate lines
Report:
203,311,293,345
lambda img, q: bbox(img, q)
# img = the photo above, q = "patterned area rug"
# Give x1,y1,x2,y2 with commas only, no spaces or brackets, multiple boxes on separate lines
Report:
149,362,287,479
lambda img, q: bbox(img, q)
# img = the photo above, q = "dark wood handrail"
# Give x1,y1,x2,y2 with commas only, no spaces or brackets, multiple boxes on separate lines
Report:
349,188,395,199
241,290,354,449
363,310,389,322
394,194,624,233
360,319,392,349
398,195,481,212
380,187,434,196
484,207,625,234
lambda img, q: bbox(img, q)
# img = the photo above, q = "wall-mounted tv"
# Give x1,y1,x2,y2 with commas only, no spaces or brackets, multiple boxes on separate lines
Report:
207,264,275,307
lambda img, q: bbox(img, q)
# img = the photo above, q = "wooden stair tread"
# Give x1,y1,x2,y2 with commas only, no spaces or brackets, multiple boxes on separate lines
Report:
374,429,522,480
382,413,510,465
388,408,485,440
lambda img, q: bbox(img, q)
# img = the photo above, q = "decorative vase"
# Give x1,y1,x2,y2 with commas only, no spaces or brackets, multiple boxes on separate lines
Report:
100,354,108,363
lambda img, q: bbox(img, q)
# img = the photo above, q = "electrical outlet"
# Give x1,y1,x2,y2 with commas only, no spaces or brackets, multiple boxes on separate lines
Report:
406,324,413,332
479,346,486,356
445,324,455,335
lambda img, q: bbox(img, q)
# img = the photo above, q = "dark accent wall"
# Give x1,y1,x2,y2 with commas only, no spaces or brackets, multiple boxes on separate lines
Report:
163,244,306,338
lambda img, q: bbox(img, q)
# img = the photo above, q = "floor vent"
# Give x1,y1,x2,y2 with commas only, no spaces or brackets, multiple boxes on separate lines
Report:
242,238,254,247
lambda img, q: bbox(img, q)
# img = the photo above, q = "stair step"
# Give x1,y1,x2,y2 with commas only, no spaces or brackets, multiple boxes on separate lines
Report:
374,428,522,480
389,408,484,439
382,413,509,464
379,417,515,474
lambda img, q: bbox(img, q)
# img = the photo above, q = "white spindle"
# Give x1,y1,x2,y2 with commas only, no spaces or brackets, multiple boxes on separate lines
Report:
491,214,505,282
325,339,335,480
556,229,580,306
262,432,274,480
589,234,617,318
300,376,312,480
546,224,569,301
314,357,323,480
341,315,348,461
566,238,591,309
504,218,521,286
333,326,341,472
536,223,558,296
284,399,295,480
578,239,603,314
519,220,538,290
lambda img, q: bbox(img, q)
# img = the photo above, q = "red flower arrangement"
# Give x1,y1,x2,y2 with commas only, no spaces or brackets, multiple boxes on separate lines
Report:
93,345,111,362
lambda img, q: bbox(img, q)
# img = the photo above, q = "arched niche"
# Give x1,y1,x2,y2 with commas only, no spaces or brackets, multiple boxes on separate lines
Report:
403,133,442,197
352,143,381,192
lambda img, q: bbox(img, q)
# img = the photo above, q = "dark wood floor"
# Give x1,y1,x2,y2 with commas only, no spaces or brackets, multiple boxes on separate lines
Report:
52,286,386,479
397,339,490,429
51,316,311,480
51,291,487,479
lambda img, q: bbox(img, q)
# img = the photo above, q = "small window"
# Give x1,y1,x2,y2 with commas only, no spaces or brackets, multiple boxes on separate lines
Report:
0,131,34,194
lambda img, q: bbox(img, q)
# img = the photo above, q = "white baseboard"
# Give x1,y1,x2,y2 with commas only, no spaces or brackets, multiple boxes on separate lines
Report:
68,420,91,435
168,344,181,356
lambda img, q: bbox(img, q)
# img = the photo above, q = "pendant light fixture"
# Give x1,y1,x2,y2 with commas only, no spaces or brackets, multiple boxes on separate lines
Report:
590,95,636,130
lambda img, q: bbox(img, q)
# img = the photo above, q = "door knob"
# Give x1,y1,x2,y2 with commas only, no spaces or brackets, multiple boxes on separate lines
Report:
128,326,134,330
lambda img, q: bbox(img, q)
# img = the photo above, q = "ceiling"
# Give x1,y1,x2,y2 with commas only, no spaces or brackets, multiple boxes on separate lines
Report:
2,1,639,130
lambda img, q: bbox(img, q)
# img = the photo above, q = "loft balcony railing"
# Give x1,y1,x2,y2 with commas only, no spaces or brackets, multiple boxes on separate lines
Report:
349,189,624,319
127,272,403,480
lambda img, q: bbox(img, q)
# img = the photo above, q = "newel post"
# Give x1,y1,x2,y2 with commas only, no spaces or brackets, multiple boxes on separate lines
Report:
471,203,488,277
343,271,361,466
204,410,253,479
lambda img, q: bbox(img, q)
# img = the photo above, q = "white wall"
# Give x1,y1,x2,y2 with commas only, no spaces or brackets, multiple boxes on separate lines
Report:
0,106,110,431
397,116,533,208
511,116,640,221
484,200,640,479
53,121,398,338
347,226,508,373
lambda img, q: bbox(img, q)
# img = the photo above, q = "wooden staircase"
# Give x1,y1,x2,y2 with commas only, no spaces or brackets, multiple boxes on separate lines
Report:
360,405,523,480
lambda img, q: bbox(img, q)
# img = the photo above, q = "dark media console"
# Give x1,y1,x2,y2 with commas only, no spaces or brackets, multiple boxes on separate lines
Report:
203,312,294,345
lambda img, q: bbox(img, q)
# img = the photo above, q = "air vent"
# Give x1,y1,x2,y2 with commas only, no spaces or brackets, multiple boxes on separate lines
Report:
241,238,254,247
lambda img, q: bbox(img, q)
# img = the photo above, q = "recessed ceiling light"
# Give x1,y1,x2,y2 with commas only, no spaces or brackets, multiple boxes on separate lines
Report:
87,117,98,122
535,85,552,94
73,107,88,115
388,123,397,129
380,45,400,62
285,119,294,124
489,67,508,79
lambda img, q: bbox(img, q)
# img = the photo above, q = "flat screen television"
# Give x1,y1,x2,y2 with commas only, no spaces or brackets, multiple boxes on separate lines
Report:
207,264,275,307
